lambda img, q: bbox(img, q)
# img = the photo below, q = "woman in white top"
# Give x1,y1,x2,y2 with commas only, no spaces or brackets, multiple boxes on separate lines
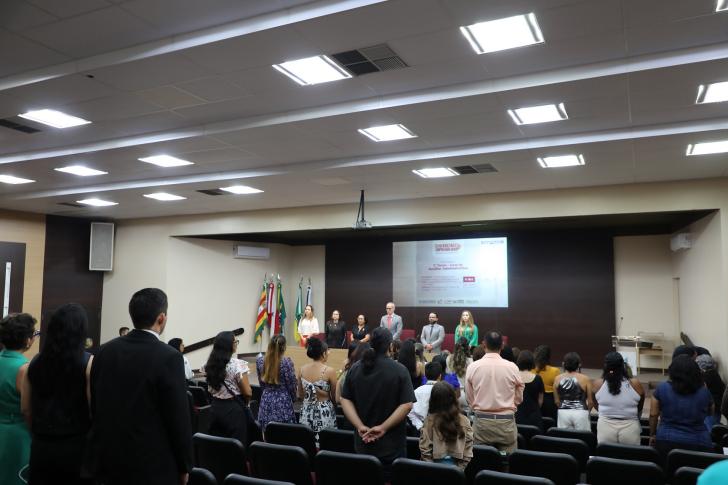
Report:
168,338,193,380
298,305,319,347
592,352,644,445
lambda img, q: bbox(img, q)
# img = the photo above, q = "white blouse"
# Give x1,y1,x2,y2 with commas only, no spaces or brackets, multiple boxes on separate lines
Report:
298,317,320,336
205,358,249,399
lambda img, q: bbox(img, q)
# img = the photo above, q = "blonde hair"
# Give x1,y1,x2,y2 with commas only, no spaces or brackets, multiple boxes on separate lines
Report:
262,335,287,385
459,310,475,329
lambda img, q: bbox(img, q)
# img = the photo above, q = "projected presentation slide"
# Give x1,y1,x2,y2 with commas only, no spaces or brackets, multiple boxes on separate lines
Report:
393,237,508,308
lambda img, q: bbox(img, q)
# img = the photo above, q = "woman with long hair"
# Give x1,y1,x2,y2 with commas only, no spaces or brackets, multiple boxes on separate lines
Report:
337,342,370,403
419,381,473,469
256,335,297,431
398,339,424,390
203,331,252,445
455,310,478,348
533,344,559,421
446,337,473,386
593,351,644,445
389,339,401,361
298,305,319,348
515,350,544,431
168,337,193,380
298,337,337,441
23,305,89,485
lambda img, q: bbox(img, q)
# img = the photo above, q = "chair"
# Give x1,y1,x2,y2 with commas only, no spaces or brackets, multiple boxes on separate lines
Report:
474,470,555,485
248,400,259,420
406,436,421,459
400,329,416,342
189,467,218,485
711,424,728,444
464,445,503,483
442,333,455,353
318,428,356,453
315,450,385,485
542,417,556,431
530,435,588,472
517,424,542,444
508,450,580,485
335,414,354,430
517,433,526,450
391,457,466,485
667,449,728,479
672,466,704,485
586,456,664,485
546,428,597,453
189,385,210,406
250,384,262,403
192,433,247,484
264,422,317,462
249,442,312,485
595,442,662,467
195,405,212,434
224,475,294,485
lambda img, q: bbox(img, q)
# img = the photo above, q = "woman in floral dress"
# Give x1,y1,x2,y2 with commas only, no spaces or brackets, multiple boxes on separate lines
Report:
256,335,297,432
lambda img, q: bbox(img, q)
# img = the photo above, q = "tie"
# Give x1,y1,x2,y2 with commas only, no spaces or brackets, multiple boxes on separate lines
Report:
388,315,392,329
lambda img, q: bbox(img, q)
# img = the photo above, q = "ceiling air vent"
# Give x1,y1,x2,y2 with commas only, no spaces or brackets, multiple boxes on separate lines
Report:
0,118,41,134
332,43,407,76
452,163,498,175
197,189,227,196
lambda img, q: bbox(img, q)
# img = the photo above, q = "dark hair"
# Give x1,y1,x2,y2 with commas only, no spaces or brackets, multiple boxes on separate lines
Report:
0,313,36,350
356,314,367,325
427,381,464,443
472,346,485,361
501,346,515,363
672,345,696,360
431,354,448,372
128,288,168,329
602,351,628,395
517,350,536,371
263,335,286,385
563,352,581,372
346,342,370,371
306,337,327,360
425,361,442,381
168,338,183,352
398,339,418,377
205,331,235,391
452,337,471,378
484,330,502,351
363,327,392,371
668,354,703,395
346,341,358,360
534,345,551,371
118,326,129,336
389,339,401,361
429,312,438,318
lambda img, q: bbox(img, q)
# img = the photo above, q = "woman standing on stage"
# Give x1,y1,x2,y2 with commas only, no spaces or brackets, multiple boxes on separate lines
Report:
455,311,479,349
324,310,347,349
297,305,319,348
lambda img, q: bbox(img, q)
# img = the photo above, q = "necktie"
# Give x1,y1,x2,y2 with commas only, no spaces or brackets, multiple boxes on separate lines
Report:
388,315,392,329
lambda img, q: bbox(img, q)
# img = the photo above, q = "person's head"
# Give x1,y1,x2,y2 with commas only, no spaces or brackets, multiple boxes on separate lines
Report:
501,346,515,363
363,327,393,371
389,339,401,360
346,341,358,360
452,337,471,378
304,305,314,319
398,338,417,374
385,302,395,315
484,330,502,351
425,361,443,381
696,354,717,373
427,381,464,443
669,354,703,395
563,352,581,372
119,326,129,336
306,337,328,361
517,350,536,371
345,342,370,371
432,354,448,372
602,351,628,395
460,310,473,326
168,337,184,353
472,345,486,361
428,312,438,324
330,310,340,321
357,314,367,326
534,345,551,370
128,288,168,332
0,313,36,351
672,344,697,361
204,331,236,390
414,342,425,362
262,334,287,385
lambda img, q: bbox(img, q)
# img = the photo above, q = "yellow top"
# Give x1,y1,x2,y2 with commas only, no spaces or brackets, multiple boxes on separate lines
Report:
533,365,560,393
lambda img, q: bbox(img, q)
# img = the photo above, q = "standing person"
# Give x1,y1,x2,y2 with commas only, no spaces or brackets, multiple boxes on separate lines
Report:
168,338,194,380
455,311,479,349
203,332,252,446
341,327,415,479
256,335,297,432
351,314,370,343
88,288,192,485
325,310,347,349
380,302,403,341
298,337,337,442
0,313,36,485
298,305,319,348
553,352,593,431
515,350,544,431
533,345,560,421
465,330,523,453
695,354,725,430
398,339,425,390
447,337,473,389
337,342,370,404
420,312,445,355
592,352,644,445
408,361,443,432
22,304,92,485
419,381,474,470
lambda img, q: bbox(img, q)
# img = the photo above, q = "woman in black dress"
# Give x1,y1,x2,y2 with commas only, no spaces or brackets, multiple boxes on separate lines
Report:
324,310,347,349
515,350,544,431
351,314,370,343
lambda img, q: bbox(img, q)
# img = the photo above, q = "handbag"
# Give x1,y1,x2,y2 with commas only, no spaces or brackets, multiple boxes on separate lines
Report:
221,379,263,446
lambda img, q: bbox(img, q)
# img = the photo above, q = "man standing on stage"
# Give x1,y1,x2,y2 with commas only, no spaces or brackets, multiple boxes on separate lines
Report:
420,312,445,354
380,302,403,341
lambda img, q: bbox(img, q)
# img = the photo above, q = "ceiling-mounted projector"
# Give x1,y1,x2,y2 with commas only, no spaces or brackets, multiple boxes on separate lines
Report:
353,189,373,230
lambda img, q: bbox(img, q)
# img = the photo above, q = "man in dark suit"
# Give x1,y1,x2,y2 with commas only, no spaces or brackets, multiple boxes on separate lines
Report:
88,288,192,485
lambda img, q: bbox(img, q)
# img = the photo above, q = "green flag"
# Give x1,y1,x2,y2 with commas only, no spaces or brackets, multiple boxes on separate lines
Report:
293,280,303,343
276,276,286,335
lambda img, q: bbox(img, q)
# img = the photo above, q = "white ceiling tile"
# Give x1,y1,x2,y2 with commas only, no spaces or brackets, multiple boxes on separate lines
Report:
89,53,208,91
0,30,70,77
175,76,249,102
136,86,206,109
0,0,58,31
26,0,112,18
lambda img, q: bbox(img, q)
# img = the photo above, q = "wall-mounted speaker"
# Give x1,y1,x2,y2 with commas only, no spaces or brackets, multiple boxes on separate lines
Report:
90,222,115,271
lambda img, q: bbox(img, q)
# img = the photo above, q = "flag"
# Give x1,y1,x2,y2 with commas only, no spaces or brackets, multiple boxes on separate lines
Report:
293,280,303,343
276,275,286,335
305,279,312,306
253,277,268,343
266,278,277,333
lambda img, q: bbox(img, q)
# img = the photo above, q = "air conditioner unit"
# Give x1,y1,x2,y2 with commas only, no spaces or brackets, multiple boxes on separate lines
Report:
233,245,270,260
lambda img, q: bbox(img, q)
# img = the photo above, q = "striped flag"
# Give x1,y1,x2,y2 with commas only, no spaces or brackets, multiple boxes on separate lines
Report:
293,280,303,343
253,277,268,343
266,278,277,333
275,275,286,335
305,279,312,307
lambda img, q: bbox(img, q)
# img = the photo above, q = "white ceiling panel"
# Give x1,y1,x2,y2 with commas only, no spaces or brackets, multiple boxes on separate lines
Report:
0,29,70,78
26,0,112,19
0,1,57,31
89,53,208,91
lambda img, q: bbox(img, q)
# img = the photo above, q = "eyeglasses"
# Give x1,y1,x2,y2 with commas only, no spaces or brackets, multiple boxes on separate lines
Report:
386,307,394,310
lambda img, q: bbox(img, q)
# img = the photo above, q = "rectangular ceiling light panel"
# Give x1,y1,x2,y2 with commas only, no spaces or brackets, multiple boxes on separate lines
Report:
273,55,352,85
358,124,417,142
18,109,91,128
460,13,544,54
508,103,567,125
537,154,585,168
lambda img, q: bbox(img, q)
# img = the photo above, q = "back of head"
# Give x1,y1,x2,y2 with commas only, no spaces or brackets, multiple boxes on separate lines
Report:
0,312,36,351
517,350,536,371
425,361,443,381
428,381,463,442
389,339,401,360
397,338,417,374
452,337,471,377
346,341,358,360
118,326,129,336
346,342,371,370
472,345,486,361
205,331,234,390
363,327,392,371
669,354,703,395
501,346,515,363
484,330,502,351
534,345,551,371
563,352,581,372
306,337,327,360
672,344,697,361
168,338,183,352
602,351,627,395
431,354,447,372
263,334,287,384
128,288,168,329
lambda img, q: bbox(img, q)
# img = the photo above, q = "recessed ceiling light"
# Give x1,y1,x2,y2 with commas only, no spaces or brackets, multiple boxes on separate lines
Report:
18,109,91,128
358,124,417,142
412,168,459,178
508,103,568,125
77,198,117,207
717,0,727,12
55,165,107,177
143,192,186,201
138,155,194,167
272,55,352,86
0,175,34,184
460,13,544,54
537,154,585,168
219,185,264,194
696,81,728,104
686,140,728,156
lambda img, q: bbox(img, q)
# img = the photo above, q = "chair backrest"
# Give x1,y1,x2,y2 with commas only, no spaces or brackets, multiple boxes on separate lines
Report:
194,405,212,434
667,449,728,479
672,466,704,485
465,445,503,483
442,333,455,353
264,422,317,462
318,428,356,454
545,428,597,453
406,436,421,459
189,385,210,406
400,329,416,341
530,435,588,472
250,384,262,403
509,450,580,485
541,417,556,431
193,433,247,483
586,456,664,485
474,470,555,485
711,424,728,444
517,433,527,450
224,475,294,485
391,458,466,485
189,467,218,485
517,424,542,443
315,450,384,485
249,442,312,485
595,442,662,467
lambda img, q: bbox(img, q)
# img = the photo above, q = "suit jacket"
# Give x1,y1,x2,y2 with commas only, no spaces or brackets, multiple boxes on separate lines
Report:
420,323,445,353
380,313,403,341
88,329,192,485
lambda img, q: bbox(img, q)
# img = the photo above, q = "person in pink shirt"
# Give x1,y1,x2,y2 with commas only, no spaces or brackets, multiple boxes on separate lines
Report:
465,330,524,453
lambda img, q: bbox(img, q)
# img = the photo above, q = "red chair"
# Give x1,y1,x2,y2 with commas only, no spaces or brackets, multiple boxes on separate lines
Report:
399,329,415,341
442,333,455,353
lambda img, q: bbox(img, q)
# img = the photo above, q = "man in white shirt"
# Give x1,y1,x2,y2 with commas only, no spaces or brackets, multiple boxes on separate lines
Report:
408,361,443,431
